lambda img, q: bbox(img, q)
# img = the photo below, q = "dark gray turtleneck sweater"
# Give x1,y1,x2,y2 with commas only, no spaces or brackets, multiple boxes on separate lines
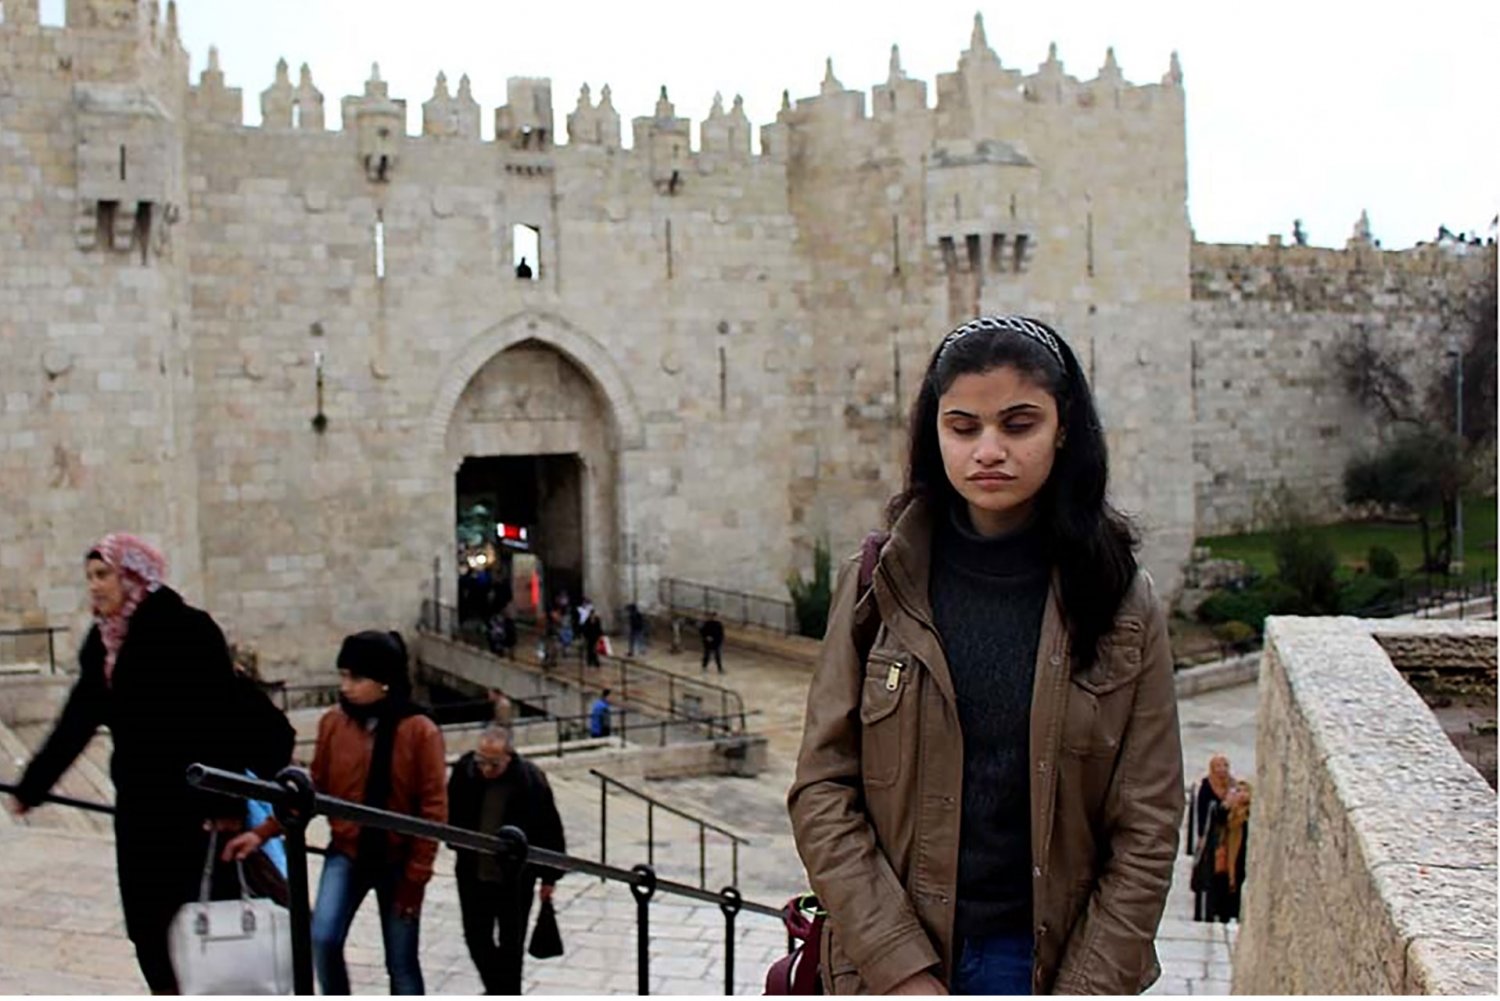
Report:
930,504,1051,938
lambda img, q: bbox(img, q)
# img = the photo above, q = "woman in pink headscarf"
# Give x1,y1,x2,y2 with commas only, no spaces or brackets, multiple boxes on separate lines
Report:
7,534,288,993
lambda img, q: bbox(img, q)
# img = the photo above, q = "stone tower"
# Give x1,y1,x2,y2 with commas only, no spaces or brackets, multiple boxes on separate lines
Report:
0,0,201,621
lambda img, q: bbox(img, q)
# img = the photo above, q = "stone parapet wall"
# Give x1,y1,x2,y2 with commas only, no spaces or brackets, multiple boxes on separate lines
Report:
1235,616,1497,994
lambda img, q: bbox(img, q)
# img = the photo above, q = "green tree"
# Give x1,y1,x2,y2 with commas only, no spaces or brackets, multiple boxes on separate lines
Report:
786,537,834,639
1344,428,1466,571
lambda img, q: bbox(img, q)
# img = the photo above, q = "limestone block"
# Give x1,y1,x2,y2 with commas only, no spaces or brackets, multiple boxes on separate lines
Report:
1405,937,1499,995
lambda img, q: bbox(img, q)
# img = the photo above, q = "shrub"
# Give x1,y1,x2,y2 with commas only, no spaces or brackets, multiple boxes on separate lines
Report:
1367,545,1401,580
1211,620,1258,653
1338,575,1403,615
1272,526,1341,614
1196,579,1300,633
786,537,833,639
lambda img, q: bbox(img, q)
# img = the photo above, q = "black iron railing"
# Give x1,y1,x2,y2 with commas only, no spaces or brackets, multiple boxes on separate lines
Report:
1187,570,1498,665
418,599,748,737
592,768,747,890
658,577,797,635
0,626,69,675
448,708,761,757
1,768,784,995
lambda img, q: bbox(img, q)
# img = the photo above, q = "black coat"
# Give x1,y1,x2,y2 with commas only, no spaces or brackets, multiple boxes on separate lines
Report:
447,751,566,886
16,587,294,942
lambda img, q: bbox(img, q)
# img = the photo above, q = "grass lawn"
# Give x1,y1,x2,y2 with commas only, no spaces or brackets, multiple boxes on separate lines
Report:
1197,495,1498,582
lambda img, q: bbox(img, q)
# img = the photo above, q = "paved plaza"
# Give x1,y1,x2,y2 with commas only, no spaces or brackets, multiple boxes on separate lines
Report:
1,637,1256,994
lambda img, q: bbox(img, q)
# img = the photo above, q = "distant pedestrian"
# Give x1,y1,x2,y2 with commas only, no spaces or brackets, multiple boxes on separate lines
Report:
1199,780,1251,923
486,607,517,660
448,725,566,995
626,604,647,657
487,688,514,726
699,611,724,673
578,599,603,667
589,689,613,738
1194,755,1234,844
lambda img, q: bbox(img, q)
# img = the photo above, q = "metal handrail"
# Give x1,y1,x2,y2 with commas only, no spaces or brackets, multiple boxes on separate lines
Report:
419,599,749,736
0,626,69,675
0,779,336,854
1190,570,1497,663
657,577,797,635
182,765,780,995
2,768,783,996
591,768,746,890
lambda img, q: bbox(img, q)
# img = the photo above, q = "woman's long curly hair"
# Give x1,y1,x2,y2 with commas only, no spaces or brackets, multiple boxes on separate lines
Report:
887,316,1139,671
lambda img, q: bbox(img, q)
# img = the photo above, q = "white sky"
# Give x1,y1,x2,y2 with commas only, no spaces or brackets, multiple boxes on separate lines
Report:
42,0,1498,249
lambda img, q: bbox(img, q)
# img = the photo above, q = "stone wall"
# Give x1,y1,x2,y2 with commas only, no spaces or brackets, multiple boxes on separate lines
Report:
0,4,202,632
1190,240,1494,536
3,6,1491,679
1236,616,1497,994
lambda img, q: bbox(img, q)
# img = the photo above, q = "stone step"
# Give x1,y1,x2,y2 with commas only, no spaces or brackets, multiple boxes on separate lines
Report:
4,723,114,836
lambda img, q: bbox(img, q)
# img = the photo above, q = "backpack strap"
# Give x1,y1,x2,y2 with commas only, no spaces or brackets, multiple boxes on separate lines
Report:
857,531,886,594
852,530,889,661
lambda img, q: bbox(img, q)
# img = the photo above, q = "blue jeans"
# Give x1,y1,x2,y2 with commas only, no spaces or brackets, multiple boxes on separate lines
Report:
311,852,424,995
952,933,1033,995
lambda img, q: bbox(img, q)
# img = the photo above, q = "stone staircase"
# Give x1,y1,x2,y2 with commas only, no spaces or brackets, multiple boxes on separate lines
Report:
1,719,114,835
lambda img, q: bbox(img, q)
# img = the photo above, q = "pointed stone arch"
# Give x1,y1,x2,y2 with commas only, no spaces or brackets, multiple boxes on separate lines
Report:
428,309,644,453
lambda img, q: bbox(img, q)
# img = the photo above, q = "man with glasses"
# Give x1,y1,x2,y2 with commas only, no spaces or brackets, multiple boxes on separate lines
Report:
448,725,567,994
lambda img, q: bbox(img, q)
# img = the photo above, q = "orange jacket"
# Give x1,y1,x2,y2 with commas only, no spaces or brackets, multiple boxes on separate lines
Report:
256,706,448,887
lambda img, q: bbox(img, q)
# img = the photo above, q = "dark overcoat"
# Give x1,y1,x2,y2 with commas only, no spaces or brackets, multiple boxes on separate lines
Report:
16,586,292,945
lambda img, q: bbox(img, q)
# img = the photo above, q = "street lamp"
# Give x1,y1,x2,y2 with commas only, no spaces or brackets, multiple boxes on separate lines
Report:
1446,337,1465,575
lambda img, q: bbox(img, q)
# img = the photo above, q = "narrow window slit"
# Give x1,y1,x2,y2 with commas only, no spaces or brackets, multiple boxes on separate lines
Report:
374,210,386,279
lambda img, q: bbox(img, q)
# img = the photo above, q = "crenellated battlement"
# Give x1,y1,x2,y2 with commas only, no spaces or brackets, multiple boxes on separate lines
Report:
155,9,1179,177
1192,217,1496,309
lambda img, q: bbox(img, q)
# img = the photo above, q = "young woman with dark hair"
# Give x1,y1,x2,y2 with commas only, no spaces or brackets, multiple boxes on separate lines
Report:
789,315,1184,995
224,630,448,995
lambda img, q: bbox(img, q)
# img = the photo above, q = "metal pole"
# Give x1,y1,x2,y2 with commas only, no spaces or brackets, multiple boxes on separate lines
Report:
1456,344,1465,574
647,802,655,869
699,825,706,889
272,767,317,996
47,629,56,675
719,887,742,997
432,556,441,634
631,865,657,995
732,842,739,888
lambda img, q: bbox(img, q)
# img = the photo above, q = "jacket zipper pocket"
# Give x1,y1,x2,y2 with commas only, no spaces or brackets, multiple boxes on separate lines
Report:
885,663,903,691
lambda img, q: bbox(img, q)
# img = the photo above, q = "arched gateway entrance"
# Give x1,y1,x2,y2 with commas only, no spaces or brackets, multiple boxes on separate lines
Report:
433,312,641,631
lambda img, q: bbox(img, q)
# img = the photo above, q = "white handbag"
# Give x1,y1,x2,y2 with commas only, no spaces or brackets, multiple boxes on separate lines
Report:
167,830,295,995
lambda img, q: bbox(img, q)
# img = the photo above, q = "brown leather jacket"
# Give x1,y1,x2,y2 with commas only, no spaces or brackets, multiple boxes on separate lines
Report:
788,500,1183,994
255,707,448,887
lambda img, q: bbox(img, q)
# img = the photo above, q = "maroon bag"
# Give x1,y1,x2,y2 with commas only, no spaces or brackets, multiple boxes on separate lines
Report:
768,533,888,995
764,893,827,995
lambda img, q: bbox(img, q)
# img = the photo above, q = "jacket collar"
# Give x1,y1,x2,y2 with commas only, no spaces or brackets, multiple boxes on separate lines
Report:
872,495,1071,709
875,495,938,628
